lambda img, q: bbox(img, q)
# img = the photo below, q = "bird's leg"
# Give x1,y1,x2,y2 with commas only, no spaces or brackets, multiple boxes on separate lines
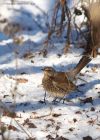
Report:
43,91,46,104
59,96,66,104
63,98,74,104
63,98,70,104
52,97,58,104
39,91,47,104
58,95,73,104
57,98,63,103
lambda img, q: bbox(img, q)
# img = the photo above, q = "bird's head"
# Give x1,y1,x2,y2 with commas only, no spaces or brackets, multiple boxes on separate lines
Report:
41,67,55,77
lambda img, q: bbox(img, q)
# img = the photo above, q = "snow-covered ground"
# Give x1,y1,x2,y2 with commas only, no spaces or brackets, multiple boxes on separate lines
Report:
0,1,100,140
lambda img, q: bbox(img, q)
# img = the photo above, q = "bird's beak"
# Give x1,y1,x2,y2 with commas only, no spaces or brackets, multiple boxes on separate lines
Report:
41,68,44,71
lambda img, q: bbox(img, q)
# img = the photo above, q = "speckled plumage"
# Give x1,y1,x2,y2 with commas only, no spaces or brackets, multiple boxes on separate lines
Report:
42,67,77,99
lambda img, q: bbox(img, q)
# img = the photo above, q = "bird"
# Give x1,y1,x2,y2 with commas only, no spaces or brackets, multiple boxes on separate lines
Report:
42,66,80,103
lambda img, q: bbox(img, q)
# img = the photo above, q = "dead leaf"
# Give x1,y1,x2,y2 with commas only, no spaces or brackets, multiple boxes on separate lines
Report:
23,52,34,59
46,124,51,128
23,118,30,126
56,136,69,140
79,73,85,76
26,137,36,140
55,125,60,130
8,125,18,131
91,67,97,73
90,107,95,111
13,78,28,83
31,60,34,63
3,95,9,98
52,113,61,117
3,111,17,118
38,100,46,104
46,134,54,140
83,136,93,140
69,127,74,132
0,125,7,133
73,118,77,123
47,119,55,123
27,123,37,128
85,70,90,73
79,97,93,104
13,36,24,45
97,123,100,126
23,119,37,128
75,111,82,114
57,54,62,58
39,49,48,57
20,72,27,75
88,119,96,125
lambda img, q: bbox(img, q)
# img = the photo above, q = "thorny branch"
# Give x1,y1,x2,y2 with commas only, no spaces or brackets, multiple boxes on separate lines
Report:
46,0,100,79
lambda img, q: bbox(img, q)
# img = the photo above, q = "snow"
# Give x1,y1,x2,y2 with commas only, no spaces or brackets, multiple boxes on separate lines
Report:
0,0,100,140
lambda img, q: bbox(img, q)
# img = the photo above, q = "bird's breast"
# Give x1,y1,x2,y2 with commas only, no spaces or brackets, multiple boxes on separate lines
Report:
42,77,66,97
42,78,54,92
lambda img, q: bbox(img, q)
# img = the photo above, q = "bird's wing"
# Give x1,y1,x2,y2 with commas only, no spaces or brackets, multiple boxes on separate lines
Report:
54,72,69,82
52,79,77,92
